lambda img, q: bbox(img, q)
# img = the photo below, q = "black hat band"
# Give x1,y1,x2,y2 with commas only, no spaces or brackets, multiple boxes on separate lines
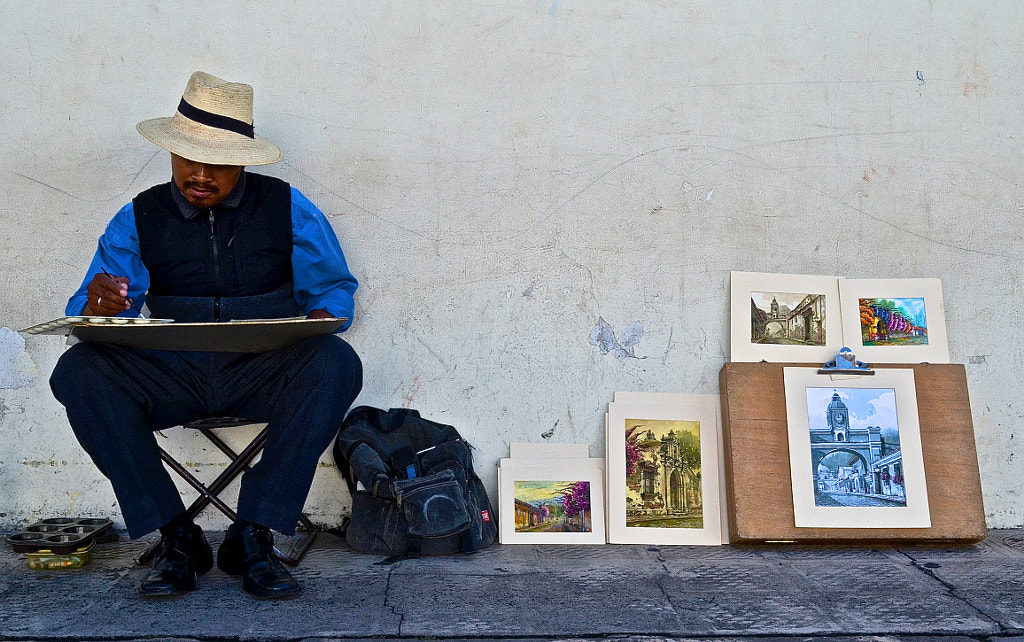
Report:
177,98,255,139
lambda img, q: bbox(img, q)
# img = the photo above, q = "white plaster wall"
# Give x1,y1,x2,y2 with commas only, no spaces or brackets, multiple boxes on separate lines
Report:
1,1,1022,532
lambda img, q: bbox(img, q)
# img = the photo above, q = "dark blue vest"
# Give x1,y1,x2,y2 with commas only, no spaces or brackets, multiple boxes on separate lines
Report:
133,173,304,322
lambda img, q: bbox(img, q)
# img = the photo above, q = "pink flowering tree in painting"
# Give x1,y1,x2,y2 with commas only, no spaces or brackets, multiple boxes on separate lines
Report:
559,481,591,531
561,482,591,517
625,426,643,476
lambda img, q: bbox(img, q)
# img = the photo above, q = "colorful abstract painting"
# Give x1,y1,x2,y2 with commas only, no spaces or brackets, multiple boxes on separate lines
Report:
839,279,948,363
859,297,928,346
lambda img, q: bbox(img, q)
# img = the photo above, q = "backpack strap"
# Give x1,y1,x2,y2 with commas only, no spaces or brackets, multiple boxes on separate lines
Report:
389,446,418,479
387,407,421,418
331,438,358,493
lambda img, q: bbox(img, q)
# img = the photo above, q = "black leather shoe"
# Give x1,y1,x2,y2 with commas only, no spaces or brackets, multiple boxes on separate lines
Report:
139,523,213,597
217,524,300,598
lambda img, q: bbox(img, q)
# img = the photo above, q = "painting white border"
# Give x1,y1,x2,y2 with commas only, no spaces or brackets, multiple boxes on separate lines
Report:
606,397,723,545
838,278,949,364
611,393,729,543
730,271,843,363
500,457,603,472
498,461,606,545
783,367,931,528
508,442,590,460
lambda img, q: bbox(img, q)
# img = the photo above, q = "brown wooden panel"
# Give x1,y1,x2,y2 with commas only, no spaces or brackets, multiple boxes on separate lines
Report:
720,362,986,544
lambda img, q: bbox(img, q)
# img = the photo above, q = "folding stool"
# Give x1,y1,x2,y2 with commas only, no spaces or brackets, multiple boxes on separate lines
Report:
137,417,317,566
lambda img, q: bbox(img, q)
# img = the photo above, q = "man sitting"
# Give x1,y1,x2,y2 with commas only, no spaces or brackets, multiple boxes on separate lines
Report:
49,71,362,599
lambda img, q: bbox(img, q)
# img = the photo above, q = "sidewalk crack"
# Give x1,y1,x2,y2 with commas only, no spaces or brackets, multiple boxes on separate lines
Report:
898,549,1007,634
382,563,405,635
650,546,680,620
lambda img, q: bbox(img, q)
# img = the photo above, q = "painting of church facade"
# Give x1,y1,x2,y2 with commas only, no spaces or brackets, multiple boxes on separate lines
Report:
805,387,907,508
750,290,826,346
624,418,702,529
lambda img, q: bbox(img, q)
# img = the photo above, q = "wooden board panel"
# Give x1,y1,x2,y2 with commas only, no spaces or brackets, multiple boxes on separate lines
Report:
720,362,986,543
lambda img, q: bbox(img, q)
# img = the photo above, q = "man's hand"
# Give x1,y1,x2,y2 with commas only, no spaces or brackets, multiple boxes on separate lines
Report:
306,309,335,320
86,272,132,316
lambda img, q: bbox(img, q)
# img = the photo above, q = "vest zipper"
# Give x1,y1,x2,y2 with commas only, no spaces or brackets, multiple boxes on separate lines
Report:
207,209,222,321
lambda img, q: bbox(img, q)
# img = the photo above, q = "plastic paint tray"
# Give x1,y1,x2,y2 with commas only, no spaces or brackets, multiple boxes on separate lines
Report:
6,517,114,555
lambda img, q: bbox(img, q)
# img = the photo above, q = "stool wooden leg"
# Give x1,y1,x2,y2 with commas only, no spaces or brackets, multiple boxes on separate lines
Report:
272,513,318,566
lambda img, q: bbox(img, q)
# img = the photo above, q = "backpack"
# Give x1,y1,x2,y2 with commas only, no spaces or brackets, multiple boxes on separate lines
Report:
332,406,497,558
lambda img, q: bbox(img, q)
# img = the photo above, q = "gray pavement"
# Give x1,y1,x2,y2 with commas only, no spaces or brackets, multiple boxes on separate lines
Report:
2,527,1024,641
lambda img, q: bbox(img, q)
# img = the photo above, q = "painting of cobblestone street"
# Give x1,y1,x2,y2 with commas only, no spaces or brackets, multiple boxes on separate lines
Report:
513,480,593,533
750,290,826,346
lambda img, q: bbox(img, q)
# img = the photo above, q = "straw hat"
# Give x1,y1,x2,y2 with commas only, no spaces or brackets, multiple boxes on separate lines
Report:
136,71,281,166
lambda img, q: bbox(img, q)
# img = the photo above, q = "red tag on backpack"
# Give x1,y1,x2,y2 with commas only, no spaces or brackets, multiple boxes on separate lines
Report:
481,510,491,523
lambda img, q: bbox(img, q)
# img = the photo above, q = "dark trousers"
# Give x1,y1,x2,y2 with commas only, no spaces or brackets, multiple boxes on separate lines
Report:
49,335,362,539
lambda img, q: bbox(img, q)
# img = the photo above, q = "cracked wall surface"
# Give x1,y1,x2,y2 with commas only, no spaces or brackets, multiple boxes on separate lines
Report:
1,2,1023,530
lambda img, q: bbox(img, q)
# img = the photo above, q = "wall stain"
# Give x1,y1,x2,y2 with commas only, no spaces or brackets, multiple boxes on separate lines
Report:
0,327,37,390
590,317,644,358
404,375,422,408
20,460,67,468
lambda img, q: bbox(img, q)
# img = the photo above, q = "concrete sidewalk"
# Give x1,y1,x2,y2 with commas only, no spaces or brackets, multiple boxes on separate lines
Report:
2,527,1023,641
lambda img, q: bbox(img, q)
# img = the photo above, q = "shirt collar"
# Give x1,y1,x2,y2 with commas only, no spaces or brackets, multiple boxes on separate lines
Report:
170,171,248,219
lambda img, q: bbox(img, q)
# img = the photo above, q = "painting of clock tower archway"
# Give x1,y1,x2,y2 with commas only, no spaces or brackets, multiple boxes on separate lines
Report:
808,390,907,507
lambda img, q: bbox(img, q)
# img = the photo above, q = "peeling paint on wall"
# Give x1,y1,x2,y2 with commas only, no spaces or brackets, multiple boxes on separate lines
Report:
541,421,557,440
589,318,644,358
0,327,36,389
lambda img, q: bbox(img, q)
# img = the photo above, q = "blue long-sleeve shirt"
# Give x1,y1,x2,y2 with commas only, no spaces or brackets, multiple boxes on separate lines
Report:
66,181,357,330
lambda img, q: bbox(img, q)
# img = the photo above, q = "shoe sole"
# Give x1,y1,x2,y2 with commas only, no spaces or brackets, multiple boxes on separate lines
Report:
139,587,195,598
139,576,198,598
243,583,302,599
